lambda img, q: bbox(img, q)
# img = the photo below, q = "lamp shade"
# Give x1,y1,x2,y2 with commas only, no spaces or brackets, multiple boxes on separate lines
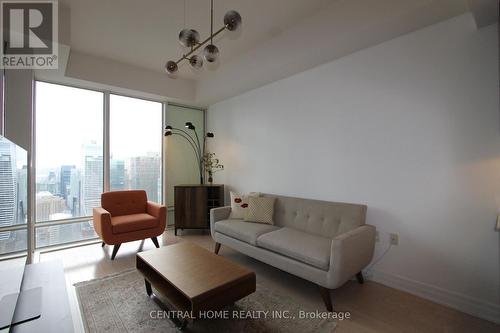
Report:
185,122,196,130
164,125,172,136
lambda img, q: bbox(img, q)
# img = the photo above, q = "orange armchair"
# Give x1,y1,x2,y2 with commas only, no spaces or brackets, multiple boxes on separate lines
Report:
93,190,167,260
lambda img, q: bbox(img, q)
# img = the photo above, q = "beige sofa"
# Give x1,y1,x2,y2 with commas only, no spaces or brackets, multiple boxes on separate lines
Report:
210,193,376,311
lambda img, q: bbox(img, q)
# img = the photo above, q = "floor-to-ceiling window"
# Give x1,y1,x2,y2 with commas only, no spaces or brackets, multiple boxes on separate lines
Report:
35,82,104,247
109,94,163,202
33,82,165,249
0,80,207,258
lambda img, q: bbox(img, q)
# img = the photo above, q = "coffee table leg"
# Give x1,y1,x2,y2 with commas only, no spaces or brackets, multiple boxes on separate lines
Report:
145,279,152,296
144,279,188,330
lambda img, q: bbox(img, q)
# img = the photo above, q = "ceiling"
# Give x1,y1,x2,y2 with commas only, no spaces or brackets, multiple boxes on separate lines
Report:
54,0,497,104
60,0,333,79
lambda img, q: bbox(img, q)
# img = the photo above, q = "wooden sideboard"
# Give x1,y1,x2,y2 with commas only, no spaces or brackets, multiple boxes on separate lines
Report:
174,185,224,236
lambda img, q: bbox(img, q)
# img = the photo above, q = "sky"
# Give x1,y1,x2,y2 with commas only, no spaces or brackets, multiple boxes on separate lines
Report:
35,82,163,172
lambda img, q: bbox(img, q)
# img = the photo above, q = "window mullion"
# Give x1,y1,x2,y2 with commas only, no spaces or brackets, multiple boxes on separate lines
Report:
103,92,110,192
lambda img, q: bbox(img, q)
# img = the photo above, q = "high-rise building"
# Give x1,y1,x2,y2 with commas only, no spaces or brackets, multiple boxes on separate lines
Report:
17,166,28,223
0,137,17,240
82,141,103,216
59,165,75,199
46,171,58,195
35,192,66,221
110,159,125,190
67,168,81,216
128,153,161,203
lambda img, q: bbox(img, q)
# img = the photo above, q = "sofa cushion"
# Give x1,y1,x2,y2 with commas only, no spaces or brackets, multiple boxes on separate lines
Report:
229,192,261,219
214,220,279,246
262,193,367,239
244,197,275,225
111,213,158,234
257,227,332,270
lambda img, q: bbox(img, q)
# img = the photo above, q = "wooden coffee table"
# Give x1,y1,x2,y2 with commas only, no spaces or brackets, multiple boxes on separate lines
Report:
136,242,256,329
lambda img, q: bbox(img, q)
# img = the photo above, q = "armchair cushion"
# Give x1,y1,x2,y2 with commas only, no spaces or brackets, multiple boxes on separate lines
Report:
257,227,332,270
111,213,158,234
102,190,147,217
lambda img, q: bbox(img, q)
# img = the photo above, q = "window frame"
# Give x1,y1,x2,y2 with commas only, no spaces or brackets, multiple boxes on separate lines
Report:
0,78,205,260
31,80,168,250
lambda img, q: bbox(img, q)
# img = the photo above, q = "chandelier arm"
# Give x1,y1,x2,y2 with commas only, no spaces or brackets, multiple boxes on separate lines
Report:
175,25,226,65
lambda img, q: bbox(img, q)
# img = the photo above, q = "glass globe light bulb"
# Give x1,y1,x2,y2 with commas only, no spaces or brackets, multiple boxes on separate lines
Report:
203,44,219,63
224,10,242,31
189,55,203,69
165,61,178,74
178,29,200,47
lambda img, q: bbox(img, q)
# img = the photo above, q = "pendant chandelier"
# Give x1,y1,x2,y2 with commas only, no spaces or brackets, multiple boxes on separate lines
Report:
164,0,242,77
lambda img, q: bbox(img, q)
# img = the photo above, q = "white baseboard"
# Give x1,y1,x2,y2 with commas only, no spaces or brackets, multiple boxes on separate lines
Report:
366,269,500,324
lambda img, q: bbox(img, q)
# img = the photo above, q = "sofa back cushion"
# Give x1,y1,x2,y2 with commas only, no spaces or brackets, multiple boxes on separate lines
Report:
101,190,148,217
262,193,366,239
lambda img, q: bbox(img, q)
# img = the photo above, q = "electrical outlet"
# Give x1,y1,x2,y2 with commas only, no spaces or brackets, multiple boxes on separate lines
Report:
375,231,380,242
389,233,399,246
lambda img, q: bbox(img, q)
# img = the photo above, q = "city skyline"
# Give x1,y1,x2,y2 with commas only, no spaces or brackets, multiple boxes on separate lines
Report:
1,82,164,254
0,136,28,254
36,146,162,221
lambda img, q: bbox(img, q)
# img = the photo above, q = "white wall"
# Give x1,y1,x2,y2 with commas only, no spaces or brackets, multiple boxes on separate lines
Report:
207,14,500,322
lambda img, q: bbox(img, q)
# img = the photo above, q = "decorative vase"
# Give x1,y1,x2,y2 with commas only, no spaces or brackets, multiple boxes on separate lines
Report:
208,171,213,184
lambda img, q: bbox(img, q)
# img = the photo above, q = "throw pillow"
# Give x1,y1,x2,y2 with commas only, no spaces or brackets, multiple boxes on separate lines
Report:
244,196,275,225
229,191,261,219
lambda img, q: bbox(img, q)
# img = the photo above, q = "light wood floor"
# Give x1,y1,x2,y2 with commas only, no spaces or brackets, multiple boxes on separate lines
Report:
39,228,499,333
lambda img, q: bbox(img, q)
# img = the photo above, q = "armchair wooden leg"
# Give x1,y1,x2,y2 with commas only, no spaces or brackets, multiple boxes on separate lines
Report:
356,271,364,284
214,242,221,254
101,242,105,247
111,244,121,260
151,237,160,248
318,286,333,312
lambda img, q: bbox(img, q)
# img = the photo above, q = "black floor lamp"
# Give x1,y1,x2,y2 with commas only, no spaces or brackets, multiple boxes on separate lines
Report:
164,122,214,184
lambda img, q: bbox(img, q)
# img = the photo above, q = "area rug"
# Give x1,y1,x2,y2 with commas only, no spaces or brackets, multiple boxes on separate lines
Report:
75,269,337,332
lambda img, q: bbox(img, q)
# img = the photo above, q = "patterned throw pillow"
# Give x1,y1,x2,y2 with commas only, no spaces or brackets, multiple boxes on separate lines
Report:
229,191,261,219
244,196,275,225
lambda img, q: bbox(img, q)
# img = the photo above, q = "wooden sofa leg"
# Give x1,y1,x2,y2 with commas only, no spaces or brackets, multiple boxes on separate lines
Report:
111,244,121,260
151,237,160,248
318,286,333,312
356,271,364,284
101,242,105,247
214,242,221,254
